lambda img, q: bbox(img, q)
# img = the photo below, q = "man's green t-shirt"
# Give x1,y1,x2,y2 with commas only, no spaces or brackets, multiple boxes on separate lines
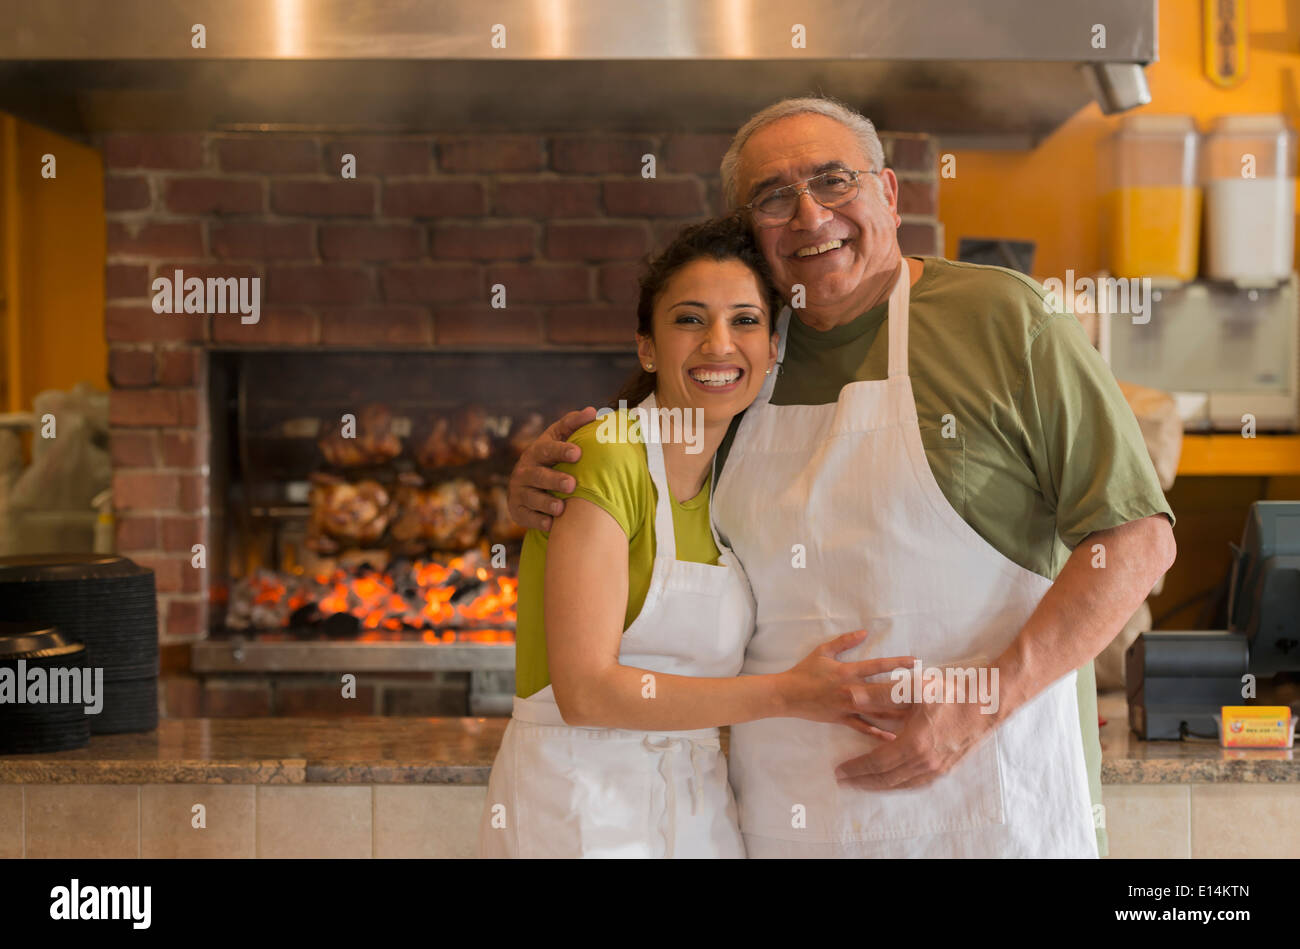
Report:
715,256,1176,856
514,412,721,700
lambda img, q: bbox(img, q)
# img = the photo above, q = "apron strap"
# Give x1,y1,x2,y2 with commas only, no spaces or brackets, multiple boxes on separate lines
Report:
709,304,788,545
636,392,678,561
887,257,912,379
708,454,726,552
757,306,793,406
774,305,793,362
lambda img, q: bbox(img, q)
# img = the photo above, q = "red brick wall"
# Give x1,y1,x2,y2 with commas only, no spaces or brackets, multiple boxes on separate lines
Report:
101,129,941,649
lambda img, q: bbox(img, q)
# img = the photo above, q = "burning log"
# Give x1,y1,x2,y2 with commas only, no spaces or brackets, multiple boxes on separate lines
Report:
225,552,517,639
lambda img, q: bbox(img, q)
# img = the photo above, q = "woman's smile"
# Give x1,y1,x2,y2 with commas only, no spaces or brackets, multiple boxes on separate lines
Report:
686,364,746,394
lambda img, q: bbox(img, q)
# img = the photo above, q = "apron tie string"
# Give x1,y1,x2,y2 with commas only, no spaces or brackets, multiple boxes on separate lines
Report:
642,734,721,858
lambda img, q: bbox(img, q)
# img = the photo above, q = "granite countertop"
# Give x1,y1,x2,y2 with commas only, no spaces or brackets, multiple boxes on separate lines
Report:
0,716,509,785
1,692,1294,785
1098,691,1298,784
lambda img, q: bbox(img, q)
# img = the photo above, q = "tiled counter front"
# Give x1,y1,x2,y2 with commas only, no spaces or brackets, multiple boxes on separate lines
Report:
1100,785,1300,859
0,783,487,858
3,698,1299,858
1097,693,1300,859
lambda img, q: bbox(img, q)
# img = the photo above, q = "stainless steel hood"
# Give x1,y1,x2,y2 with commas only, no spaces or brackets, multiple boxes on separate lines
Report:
0,0,1156,146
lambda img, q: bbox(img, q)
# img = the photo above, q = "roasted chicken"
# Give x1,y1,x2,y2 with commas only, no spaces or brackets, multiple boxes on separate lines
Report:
391,477,483,551
507,412,546,460
307,473,393,552
485,482,526,543
318,402,403,468
417,405,494,469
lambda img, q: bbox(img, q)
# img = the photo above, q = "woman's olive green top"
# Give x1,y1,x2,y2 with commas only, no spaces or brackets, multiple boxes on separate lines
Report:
513,412,721,699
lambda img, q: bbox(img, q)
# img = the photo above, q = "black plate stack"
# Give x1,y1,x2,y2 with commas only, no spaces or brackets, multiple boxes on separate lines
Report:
0,554,158,735
0,622,92,754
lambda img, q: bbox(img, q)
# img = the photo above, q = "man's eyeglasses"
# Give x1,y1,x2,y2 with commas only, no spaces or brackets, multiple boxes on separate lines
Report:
742,168,880,228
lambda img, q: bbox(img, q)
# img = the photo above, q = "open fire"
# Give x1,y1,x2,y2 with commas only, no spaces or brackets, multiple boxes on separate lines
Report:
224,550,516,643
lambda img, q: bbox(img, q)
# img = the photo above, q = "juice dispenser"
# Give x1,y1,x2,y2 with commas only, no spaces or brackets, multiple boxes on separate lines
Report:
1202,114,1297,286
1102,115,1201,283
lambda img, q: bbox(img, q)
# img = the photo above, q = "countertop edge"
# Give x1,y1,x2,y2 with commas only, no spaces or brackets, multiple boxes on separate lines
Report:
1,707,1295,784
0,759,309,784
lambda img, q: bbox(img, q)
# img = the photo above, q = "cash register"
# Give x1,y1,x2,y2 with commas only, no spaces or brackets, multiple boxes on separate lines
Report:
1127,501,1300,739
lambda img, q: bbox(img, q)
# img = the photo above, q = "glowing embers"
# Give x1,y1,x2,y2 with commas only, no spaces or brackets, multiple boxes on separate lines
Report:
227,549,516,641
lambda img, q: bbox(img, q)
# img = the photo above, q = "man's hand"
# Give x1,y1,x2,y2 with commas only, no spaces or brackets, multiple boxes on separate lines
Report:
834,515,1175,792
507,406,598,532
834,699,993,790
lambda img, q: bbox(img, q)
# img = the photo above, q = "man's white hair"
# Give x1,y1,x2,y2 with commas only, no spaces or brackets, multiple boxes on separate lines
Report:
720,96,887,210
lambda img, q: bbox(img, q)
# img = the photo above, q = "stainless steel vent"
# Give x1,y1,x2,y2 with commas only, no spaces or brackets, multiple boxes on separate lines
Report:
0,0,1157,145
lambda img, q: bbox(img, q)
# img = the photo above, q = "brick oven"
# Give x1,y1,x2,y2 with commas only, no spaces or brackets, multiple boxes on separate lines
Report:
102,127,941,719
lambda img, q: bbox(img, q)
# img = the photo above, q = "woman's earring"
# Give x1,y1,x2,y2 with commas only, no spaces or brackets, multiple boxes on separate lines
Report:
765,367,772,375
644,363,654,371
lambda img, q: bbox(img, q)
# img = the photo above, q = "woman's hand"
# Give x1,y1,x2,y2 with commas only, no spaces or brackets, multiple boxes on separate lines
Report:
506,406,598,531
777,630,917,738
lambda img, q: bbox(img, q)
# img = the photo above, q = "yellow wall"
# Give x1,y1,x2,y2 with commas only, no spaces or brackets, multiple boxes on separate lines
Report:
940,0,1300,277
938,1,1300,630
1,114,106,415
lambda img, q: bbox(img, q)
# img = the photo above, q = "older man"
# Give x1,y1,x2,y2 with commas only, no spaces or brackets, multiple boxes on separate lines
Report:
509,97,1175,858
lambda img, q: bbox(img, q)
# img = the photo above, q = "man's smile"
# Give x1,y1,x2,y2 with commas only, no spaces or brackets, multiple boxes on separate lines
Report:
792,237,850,259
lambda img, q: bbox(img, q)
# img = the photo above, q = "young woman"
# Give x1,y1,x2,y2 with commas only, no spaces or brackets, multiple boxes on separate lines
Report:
478,216,912,859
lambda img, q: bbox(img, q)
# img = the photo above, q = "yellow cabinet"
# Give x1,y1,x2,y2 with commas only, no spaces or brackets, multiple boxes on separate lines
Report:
1,113,106,414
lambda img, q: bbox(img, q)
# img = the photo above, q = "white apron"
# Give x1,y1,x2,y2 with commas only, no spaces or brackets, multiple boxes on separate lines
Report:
479,393,755,858
711,259,1098,858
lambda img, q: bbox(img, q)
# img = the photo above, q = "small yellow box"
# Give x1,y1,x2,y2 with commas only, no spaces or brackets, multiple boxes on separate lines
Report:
1219,706,1295,748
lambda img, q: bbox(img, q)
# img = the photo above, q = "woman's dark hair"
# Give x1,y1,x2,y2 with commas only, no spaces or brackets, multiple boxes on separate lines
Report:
611,214,782,408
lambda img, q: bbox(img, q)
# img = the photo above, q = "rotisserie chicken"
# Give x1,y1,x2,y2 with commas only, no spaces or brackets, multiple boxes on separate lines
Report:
307,473,393,552
485,482,526,543
507,412,546,459
390,477,483,551
318,402,403,468
417,405,494,469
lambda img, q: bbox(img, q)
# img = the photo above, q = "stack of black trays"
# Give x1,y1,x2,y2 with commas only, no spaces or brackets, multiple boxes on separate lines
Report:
0,554,158,735
0,622,92,754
